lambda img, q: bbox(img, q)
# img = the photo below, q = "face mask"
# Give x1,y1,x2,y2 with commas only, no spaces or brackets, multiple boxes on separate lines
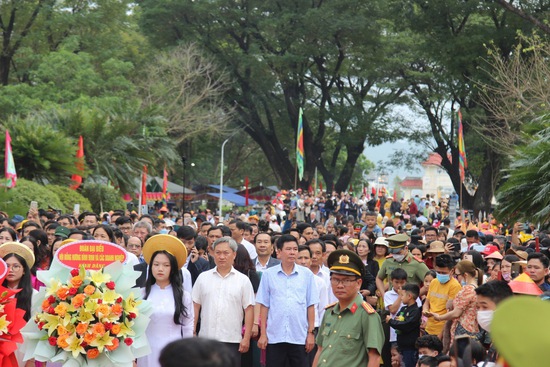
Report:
477,310,494,332
460,280,467,286
393,254,405,262
436,273,450,284
418,354,424,360
502,272,511,281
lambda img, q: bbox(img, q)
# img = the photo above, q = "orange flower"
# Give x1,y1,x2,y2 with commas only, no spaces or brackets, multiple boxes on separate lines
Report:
41,299,50,311
92,323,106,336
83,285,96,295
87,348,99,359
70,276,83,288
57,325,69,336
84,332,95,344
71,294,86,308
54,303,68,317
95,304,110,318
105,337,119,351
57,286,70,300
111,304,123,316
57,334,70,349
76,322,88,335
110,323,121,335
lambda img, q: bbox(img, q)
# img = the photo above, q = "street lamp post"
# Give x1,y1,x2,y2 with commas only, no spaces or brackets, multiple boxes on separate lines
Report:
219,138,231,219
182,156,187,212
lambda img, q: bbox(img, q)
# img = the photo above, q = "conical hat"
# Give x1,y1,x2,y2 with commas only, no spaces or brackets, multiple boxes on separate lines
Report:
508,273,543,295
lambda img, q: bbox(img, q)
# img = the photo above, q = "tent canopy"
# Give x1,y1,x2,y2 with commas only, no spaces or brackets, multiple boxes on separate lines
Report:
208,192,257,206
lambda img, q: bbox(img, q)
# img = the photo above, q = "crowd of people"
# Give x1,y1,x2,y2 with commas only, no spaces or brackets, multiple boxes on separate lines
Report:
3,189,549,367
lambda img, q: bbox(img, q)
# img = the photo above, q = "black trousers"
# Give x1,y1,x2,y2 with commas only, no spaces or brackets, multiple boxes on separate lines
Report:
266,343,307,367
223,342,242,365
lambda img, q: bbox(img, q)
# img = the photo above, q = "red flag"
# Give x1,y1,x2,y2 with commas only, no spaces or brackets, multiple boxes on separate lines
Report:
319,182,323,192
162,168,168,204
140,165,148,206
70,136,84,190
363,186,367,197
245,176,249,206
349,183,353,193
393,189,397,201
371,187,376,196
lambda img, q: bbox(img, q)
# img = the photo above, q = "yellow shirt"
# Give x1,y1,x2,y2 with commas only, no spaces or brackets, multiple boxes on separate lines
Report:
425,278,461,335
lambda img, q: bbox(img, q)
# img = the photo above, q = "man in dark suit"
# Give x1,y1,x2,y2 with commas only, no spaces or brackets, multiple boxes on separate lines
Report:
177,225,210,284
252,232,280,273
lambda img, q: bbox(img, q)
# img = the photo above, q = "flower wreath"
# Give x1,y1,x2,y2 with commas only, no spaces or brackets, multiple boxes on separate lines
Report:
22,261,152,367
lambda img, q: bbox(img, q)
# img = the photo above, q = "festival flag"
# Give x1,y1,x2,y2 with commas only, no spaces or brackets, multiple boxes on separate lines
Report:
244,176,249,206
349,183,353,193
319,182,323,192
140,165,148,206
363,186,367,198
371,187,376,197
70,136,84,190
457,110,468,182
161,167,168,205
4,131,16,188
393,189,397,201
296,108,304,181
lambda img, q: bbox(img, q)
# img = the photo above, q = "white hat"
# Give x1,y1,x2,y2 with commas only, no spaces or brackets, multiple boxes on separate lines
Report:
394,212,402,217
374,237,389,247
383,227,397,236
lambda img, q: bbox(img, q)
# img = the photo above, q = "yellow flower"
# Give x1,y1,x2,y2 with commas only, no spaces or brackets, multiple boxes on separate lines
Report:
123,293,141,314
89,332,115,352
66,334,86,358
45,279,62,297
87,269,111,287
41,314,61,336
84,299,98,314
102,289,118,304
118,320,135,337
77,310,95,324
0,314,10,335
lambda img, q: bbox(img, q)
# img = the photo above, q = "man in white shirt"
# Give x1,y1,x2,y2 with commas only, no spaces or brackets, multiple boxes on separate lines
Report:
192,237,255,364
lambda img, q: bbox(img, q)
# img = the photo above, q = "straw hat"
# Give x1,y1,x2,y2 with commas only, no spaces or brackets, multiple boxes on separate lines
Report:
143,234,188,269
0,242,35,268
426,241,445,253
484,251,504,260
508,273,543,296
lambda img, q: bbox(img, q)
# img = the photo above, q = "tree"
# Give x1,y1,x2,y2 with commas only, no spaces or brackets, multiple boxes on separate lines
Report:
0,116,79,184
495,117,550,224
0,178,64,216
387,0,535,214
140,44,233,143
37,106,181,194
81,183,127,214
137,0,408,192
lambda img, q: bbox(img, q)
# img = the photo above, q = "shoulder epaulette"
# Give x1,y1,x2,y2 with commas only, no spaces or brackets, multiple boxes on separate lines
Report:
324,302,338,310
385,254,393,259
361,301,376,314
412,255,424,263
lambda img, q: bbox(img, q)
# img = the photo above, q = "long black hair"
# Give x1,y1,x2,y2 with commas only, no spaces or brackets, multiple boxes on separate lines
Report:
22,233,50,274
3,253,33,321
144,250,187,324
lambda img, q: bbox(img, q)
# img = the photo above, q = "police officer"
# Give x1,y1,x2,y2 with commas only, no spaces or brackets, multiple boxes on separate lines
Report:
375,233,430,300
313,250,384,367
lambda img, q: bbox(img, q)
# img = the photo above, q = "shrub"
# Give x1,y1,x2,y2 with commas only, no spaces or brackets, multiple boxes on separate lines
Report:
0,179,63,217
47,185,93,214
81,183,127,214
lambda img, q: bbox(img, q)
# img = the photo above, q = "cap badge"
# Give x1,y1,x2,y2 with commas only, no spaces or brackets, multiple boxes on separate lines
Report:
339,255,349,264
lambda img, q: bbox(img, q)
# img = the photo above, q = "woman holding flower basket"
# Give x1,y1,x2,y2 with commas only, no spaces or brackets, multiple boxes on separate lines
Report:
138,235,194,367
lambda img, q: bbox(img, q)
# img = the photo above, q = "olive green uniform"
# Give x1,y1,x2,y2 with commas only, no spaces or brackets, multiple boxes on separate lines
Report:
315,294,384,367
377,252,429,287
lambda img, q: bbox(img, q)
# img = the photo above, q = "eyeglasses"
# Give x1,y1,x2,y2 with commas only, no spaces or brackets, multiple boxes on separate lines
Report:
119,226,133,231
7,264,22,271
330,278,358,286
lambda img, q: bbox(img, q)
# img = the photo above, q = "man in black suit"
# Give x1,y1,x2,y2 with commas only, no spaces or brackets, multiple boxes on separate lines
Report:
177,225,210,284
252,232,280,273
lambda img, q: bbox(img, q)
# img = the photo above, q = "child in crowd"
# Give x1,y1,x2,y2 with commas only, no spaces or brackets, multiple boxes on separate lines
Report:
386,283,422,367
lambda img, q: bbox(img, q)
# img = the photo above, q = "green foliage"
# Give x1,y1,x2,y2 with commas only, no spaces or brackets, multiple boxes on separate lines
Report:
0,179,63,217
495,116,550,224
36,106,180,194
81,183,127,214
0,117,80,185
47,185,93,214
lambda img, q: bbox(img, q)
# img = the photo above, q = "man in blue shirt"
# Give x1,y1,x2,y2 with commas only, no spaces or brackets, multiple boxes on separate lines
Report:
257,234,319,367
